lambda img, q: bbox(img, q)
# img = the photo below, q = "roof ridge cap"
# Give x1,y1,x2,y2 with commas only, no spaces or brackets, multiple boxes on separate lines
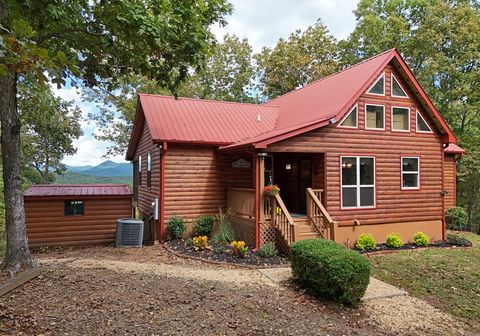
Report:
139,93,279,108
265,48,397,105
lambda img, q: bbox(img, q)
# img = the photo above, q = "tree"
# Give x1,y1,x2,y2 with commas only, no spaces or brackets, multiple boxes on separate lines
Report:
0,0,232,273
87,34,255,157
19,78,83,183
255,19,339,100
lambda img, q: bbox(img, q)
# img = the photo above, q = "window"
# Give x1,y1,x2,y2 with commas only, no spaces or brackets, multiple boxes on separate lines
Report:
341,156,375,208
64,200,84,216
391,74,408,98
138,155,142,186
402,157,420,189
367,73,385,95
392,107,410,131
147,152,152,188
339,105,358,128
416,110,432,133
366,104,385,130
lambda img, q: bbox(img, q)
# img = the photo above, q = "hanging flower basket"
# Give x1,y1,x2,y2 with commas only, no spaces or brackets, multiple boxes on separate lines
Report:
264,184,280,196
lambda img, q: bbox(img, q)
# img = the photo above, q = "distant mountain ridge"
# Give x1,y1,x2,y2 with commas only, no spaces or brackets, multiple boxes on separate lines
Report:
65,160,131,177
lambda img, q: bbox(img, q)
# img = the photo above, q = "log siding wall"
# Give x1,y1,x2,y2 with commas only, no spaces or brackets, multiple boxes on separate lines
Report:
267,64,445,229
25,197,132,248
444,154,456,209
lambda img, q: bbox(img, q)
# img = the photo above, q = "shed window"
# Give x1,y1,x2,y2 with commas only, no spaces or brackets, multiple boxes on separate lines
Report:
367,73,384,95
64,200,84,216
416,110,432,133
392,107,410,131
391,74,408,97
138,155,142,186
341,156,375,208
147,152,152,188
366,104,385,130
339,105,357,128
402,157,419,189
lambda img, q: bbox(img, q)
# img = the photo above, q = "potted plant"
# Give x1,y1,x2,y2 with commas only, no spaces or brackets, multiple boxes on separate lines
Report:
264,184,280,196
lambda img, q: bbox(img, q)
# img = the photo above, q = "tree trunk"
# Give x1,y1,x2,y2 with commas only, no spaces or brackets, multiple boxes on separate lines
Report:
0,0,35,272
43,155,49,183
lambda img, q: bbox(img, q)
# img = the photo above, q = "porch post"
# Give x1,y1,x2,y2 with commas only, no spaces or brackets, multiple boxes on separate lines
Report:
254,153,266,250
259,156,265,225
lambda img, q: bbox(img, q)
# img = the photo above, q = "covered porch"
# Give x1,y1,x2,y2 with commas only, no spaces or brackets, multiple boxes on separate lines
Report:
224,152,338,252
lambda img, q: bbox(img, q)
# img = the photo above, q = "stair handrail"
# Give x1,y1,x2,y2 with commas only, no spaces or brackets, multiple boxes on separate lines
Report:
306,187,335,239
270,193,296,246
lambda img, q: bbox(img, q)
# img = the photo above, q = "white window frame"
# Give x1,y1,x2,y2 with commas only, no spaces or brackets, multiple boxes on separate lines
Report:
391,73,409,98
391,106,410,132
365,103,385,131
147,152,151,172
416,110,433,133
367,72,385,96
338,104,358,129
401,156,420,190
340,156,376,209
138,155,142,172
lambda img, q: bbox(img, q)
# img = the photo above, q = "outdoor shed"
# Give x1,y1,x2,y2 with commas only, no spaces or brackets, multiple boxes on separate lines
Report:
24,184,133,248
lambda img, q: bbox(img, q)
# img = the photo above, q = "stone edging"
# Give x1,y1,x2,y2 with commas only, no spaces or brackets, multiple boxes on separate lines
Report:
162,244,290,270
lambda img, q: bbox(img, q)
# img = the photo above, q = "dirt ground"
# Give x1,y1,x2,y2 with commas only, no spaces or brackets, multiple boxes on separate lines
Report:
0,245,473,335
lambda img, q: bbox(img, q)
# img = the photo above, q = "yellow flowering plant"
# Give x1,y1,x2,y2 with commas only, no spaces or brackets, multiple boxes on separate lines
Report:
230,240,248,258
192,235,209,251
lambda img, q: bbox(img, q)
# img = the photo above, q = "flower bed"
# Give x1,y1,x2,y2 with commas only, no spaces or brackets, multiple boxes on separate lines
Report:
358,239,472,254
166,239,289,268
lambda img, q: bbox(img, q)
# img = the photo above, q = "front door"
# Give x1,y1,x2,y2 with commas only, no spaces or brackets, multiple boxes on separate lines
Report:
298,158,312,214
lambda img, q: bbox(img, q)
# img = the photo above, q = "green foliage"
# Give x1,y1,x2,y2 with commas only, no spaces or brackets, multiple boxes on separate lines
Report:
255,19,339,99
212,244,225,254
258,242,278,258
213,208,235,244
55,172,132,188
446,207,468,231
290,239,371,306
385,233,404,248
413,232,430,247
185,237,193,247
192,236,209,251
193,215,215,237
446,233,473,247
230,240,248,258
166,216,186,240
355,234,377,251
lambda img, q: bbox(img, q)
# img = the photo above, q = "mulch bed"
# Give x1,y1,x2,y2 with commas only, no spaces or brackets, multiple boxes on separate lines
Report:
359,239,472,255
166,239,290,268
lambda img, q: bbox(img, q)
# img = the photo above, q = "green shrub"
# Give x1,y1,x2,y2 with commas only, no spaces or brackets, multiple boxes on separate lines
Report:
193,215,214,236
446,207,468,231
446,233,472,247
212,245,225,254
290,239,371,306
166,216,186,240
413,232,429,247
258,242,278,258
355,234,376,251
185,237,193,247
213,208,235,244
385,233,404,248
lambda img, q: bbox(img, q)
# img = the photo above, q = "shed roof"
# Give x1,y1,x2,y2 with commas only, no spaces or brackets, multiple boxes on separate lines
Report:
444,143,466,155
25,184,132,198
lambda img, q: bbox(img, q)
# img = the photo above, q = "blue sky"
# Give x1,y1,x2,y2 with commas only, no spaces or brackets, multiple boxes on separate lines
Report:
56,0,359,166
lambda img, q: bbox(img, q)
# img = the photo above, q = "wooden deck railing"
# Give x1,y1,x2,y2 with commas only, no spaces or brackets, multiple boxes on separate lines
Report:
270,193,296,246
226,188,255,218
306,188,337,240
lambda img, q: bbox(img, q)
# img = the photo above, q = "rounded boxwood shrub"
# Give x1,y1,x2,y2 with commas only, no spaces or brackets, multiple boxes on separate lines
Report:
385,233,404,248
445,207,468,231
290,239,371,306
413,232,429,247
355,234,376,251
166,216,186,240
193,215,214,236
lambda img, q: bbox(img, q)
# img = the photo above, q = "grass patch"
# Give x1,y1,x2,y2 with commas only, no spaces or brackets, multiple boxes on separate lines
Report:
0,217,4,257
370,231,480,331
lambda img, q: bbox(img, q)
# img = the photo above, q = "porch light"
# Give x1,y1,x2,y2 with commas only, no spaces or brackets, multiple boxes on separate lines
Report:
285,164,291,170
258,152,268,157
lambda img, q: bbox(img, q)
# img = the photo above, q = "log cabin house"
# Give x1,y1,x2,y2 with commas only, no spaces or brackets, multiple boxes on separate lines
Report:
126,49,464,249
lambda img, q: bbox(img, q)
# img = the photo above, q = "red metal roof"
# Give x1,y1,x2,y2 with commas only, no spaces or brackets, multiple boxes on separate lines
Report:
25,184,132,197
444,143,465,155
127,48,457,158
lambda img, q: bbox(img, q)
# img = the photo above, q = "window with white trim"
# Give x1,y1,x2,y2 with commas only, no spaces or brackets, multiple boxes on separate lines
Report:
138,155,142,186
416,110,432,133
147,152,152,188
401,157,419,189
368,73,385,95
339,105,357,128
392,107,410,131
391,74,408,97
366,104,385,129
341,156,375,208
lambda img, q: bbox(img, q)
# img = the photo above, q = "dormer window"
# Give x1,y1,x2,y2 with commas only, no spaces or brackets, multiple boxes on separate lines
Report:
367,73,385,95
391,74,408,98
339,105,358,128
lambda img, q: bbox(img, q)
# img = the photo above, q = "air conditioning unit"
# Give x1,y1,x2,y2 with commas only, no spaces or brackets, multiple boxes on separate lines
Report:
115,218,144,247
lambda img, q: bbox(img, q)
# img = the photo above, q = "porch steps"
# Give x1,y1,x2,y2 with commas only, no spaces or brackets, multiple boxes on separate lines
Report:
293,217,322,240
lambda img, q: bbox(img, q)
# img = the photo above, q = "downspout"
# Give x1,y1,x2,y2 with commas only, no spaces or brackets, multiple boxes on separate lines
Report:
441,145,446,241
160,142,167,243
254,153,260,250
